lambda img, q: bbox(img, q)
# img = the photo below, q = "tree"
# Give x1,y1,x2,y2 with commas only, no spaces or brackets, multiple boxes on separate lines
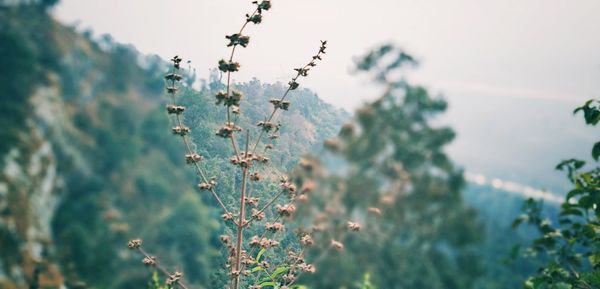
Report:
514,99,600,289
298,44,484,289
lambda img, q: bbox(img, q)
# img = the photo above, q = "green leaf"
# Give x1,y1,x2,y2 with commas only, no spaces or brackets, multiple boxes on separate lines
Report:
256,248,267,262
259,281,277,287
251,266,263,273
566,189,584,201
270,266,289,280
512,214,528,228
592,141,600,161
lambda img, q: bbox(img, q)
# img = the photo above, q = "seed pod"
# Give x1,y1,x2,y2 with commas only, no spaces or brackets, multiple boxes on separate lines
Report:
300,235,314,247
218,59,240,72
331,239,344,251
172,126,191,136
250,172,261,181
220,235,231,244
265,222,285,232
347,221,361,232
368,207,382,216
164,73,183,81
185,153,203,164
221,212,234,221
276,204,296,217
251,208,265,221
142,256,156,266
226,33,250,47
166,104,186,114
127,239,142,249
288,80,299,90
245,197,259,206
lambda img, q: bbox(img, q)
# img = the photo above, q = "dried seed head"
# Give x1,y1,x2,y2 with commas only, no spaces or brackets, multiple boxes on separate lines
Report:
259,261,270,269
331,239,344,252
250,172,261,181
218,59,240,72
281,181,297,193
164,73,183,82
142,256,156,266
247,13,262,24
241,256,255,265
245,197,260,206
282,273,296,283
347,221,361,232
252,154,269,164
324,138,342,151
166,271,183,285
265,222,285,232
198,179,217,190
312,224,326,232
166,104,186,114
257,121,279,132
299,263,316,273
301,181,317,194
300,235,314,247
216,122,242,138
215,91,228,105
276,204,296,217
249,285,263,289
172,126,191,136
185,153,203,164
251,208,265,221
127,239,142,249
288,80,299,90
225,33,250,47
220,235,231,244
249,235,261,247
258,238,279,249
297,194,309,202
368,207,382,216
221,212,234,221
166,86,178,94
252,0,271,12
380,195,395,205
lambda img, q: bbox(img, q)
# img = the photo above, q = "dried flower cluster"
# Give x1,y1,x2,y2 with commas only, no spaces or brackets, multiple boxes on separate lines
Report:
125,2,370,289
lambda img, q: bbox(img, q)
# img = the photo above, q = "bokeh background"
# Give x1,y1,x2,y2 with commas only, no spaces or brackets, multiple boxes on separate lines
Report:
1,1,598,288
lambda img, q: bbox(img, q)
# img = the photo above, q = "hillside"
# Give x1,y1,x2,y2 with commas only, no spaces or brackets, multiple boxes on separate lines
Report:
0,4,347,289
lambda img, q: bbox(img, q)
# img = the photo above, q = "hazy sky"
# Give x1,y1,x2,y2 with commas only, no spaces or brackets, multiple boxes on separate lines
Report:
54,0,600,110
54,0,600,191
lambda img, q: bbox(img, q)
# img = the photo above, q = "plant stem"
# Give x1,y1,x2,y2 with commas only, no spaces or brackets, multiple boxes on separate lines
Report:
233,132,251,289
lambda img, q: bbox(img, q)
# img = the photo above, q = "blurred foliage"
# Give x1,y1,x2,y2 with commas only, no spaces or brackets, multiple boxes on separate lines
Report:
514,99,600,289
295,44,484,289
0,5,60,159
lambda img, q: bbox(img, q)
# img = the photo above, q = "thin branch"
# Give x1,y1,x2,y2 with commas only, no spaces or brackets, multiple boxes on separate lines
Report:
232,132,252,289
251,44,326,155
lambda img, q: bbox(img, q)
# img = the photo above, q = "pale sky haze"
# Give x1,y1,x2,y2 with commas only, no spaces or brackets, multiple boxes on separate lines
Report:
54,0,600,110
53,0,600,191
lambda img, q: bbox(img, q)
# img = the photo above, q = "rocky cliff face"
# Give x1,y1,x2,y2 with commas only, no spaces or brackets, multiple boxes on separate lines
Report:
0,5,164,287
0,101,63,288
